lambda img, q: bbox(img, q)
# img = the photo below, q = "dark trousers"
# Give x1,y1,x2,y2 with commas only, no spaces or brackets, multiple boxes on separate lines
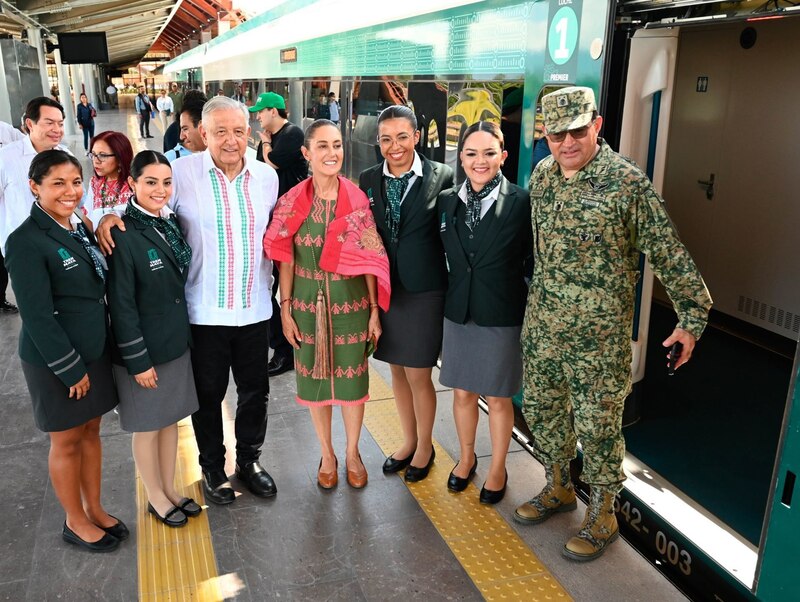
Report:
0,248,7,302
82,122,95,150
268,265,292,359
190,321,270,473
139,109,151,136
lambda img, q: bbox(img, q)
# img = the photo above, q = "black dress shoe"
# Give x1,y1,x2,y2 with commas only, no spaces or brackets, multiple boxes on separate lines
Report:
235,461,277,498
99,515,130,540
267,354,294,377
405,447,435,483
382,450,414,474
178,497,203,517
447,453,478,493
479,470,508,505
203,470,235,505
0,300,18,313
62,522,119,553
147,503,188,528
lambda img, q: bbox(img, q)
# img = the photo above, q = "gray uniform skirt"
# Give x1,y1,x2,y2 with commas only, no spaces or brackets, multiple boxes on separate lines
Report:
439,318,523,397
113,349,199,432
374,287,445,368
22,350,118,432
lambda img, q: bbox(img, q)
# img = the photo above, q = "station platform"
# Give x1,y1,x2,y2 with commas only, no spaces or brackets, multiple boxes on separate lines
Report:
0,107,686,601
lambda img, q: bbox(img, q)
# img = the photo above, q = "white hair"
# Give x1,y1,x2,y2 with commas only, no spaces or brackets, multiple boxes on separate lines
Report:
201,96,248,125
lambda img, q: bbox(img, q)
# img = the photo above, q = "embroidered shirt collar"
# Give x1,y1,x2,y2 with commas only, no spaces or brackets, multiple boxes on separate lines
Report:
201,149,252,181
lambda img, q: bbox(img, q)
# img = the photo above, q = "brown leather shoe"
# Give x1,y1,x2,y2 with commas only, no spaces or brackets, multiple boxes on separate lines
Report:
346,454,368,489
317,457,338,489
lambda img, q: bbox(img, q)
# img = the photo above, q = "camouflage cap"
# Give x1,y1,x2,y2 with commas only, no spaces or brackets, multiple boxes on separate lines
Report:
541,86,597,134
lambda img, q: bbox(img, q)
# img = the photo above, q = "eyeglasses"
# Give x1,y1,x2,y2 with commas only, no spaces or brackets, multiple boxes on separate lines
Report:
378,133,413,146
546,121,595,143
87,152,115,162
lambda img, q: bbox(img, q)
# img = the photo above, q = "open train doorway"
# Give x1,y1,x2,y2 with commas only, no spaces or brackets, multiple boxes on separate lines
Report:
616,14,800,599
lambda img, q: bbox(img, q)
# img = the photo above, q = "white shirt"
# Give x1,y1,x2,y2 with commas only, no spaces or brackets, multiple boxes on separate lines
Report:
170,150,279,326
0,137,72,251
329,100,340,122
156,96,174,113
0,121,23,147
382,151,423,205
457,179,501,219
164,143,188,163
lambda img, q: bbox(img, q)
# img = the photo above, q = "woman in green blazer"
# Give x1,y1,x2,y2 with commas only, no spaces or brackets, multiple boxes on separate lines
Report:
107,151,200,528
437,122,532,504
5,150,124,552
359,105,454,482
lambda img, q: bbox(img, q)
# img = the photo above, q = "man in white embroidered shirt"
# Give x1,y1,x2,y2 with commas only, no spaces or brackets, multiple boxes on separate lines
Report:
97,97,280,504
0,97,68,313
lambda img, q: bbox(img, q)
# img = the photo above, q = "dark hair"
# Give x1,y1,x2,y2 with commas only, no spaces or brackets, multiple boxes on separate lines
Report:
90,130,134,183
276,108,288,119
377,105,417,131
28,149,81,183
328,92,336,98
179,95,206,128
183,89,206,104
461,120,504,151
303,119,338,148
26,97,64,122
130,151,171,180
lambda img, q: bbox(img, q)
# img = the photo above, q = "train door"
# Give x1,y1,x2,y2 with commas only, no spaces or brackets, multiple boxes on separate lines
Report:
617,16,800,600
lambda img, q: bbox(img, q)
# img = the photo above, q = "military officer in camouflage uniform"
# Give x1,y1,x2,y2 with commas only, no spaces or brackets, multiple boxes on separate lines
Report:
514,87,712,561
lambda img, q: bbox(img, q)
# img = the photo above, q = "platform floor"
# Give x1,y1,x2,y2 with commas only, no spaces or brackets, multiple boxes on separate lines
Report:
0,107,686,601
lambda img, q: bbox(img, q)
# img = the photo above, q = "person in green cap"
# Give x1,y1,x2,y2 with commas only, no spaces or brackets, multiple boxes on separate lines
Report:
515,86,712,561
248,91,308,377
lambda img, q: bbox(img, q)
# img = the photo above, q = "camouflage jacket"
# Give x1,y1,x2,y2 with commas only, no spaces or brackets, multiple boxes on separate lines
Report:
526,140,712,344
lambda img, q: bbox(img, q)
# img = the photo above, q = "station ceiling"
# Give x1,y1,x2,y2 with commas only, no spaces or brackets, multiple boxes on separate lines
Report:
0,0,240,68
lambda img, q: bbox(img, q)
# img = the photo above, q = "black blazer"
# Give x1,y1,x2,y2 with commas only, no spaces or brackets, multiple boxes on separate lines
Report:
359,156,454,293
437,178,532,327
107,215,191,375
5,206,108,387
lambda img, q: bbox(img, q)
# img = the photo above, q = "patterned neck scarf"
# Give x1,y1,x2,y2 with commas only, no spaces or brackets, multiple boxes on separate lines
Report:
125,202,192,269
68,222,106,281
465,172,502,231
383,171,413,240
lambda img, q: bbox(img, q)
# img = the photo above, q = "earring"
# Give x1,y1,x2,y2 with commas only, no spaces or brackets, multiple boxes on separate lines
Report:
33,193,39,200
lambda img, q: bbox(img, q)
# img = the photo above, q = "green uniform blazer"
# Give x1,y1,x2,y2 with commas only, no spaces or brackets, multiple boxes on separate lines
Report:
5,205,108,387
437,178,532,327
107,215,191,375
359,156,454,292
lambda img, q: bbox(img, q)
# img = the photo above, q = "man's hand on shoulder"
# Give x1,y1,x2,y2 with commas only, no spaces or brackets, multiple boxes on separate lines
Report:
95,214,125,256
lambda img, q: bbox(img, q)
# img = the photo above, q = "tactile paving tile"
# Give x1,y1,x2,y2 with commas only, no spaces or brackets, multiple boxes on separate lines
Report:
365,367,573,601
138,418,222,602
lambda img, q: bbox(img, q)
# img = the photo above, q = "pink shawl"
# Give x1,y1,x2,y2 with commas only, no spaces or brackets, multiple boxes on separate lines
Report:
263,176,391,311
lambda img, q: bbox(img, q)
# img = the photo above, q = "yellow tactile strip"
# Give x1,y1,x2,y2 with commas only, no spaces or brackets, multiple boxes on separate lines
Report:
364,367,573,601
137,418,222,602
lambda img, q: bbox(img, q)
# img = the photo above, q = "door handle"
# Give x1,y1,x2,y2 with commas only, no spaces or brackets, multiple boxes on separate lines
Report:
697,173,715,200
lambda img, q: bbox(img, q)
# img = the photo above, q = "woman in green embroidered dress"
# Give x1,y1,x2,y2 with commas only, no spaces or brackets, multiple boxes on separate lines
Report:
264,120,390,490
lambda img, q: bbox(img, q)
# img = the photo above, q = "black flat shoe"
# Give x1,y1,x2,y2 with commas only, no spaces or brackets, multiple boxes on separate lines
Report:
235,461,277,498
405,447,435,483
447,453,478,493
203,470,235,505
99,515,129,540
178,497,203,517
62,522,119,553
479,470,508,505
147,503,188,528
267,354,294,377
382,450,415,474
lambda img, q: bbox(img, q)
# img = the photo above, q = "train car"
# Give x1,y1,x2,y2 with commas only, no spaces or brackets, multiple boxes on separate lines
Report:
164,1,800,599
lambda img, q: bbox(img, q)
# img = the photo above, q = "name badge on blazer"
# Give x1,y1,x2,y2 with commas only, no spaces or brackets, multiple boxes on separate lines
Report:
58,247,78,271
367,188,374,207
148,248,164,271
440,211,447,232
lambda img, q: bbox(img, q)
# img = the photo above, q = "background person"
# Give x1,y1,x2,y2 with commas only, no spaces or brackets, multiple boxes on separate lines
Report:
81,131,134,228
249,91,307,377
327,92,340,125
358,105,453,482
514,86,711,561
156,90,174,133
75,93,96,151
264,120,390,490
107,151,200,529
135,85,154,139
437,121,531,504
5,150,124,552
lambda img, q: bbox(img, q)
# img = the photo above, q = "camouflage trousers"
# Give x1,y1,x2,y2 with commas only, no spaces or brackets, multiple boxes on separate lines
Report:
521,338,630,491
